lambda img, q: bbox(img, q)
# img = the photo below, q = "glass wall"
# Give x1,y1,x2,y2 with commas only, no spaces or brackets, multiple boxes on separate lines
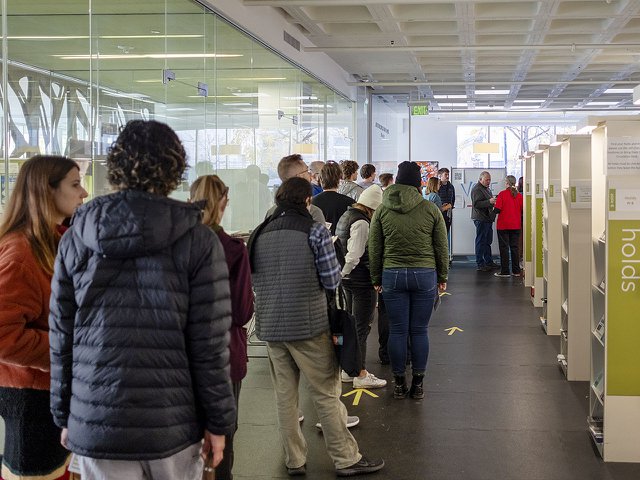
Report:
456,124,576,177
0,0,354,230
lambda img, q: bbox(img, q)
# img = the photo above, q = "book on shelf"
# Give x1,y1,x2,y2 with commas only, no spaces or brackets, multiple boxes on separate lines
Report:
595,315,605,340
593,372,604,401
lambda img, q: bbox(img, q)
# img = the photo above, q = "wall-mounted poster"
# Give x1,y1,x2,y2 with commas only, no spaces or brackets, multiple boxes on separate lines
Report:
415,161,439,187
452,168,464,183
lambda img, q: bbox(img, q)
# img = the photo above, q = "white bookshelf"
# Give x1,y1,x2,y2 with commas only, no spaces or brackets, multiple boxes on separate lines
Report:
558,134,591,381
542,144,562,335
523,154,534,288
530,146,547,308
589,120,640,462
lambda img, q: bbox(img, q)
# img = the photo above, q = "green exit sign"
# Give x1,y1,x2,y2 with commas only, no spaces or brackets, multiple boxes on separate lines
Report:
411,105,429,116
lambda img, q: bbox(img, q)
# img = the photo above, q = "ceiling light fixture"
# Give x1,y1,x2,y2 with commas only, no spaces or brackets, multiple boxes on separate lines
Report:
434,94,467,99
57,53,242,60
475,89,510,95
604,88,633,94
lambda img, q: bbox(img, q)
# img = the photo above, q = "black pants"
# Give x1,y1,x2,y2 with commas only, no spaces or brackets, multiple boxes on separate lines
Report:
215,381,242,480
343,285,377,371
497,229,521,275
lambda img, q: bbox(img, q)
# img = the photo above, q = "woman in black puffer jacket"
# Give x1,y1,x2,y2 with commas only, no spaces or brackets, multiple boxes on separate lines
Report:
49,120,236,478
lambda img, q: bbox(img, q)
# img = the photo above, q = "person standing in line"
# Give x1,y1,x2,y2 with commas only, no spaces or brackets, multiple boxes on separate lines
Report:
312,161,354,235
369,161,448,400
335,185,387,389
471,171,498,272
358,164,377,189
338,160,364,201
378,173,394,190
437,168,455,236
266,154,326,225
424,177,445,212
0,155,88,480
309,160,325,196
49,120,236,478
248,177,384,477
190,175,254,480
493,175,523,278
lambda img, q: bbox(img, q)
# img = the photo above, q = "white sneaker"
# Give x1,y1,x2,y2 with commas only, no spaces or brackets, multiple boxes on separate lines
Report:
315,415,360,430
353,372,387,389
298,410,304,422
341,370,355,383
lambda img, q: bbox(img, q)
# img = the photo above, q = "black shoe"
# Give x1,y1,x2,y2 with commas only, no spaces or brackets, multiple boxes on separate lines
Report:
287,464,306,476
409,374,425,399
336,457,385,477
393,375,409,399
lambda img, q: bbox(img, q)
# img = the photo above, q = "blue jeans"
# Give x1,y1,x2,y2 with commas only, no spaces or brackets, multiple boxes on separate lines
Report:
381,268,437,376
474,220,494,267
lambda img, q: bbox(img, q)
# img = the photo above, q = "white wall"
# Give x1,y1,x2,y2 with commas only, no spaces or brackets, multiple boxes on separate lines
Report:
371,96,409,169
410,115,458,169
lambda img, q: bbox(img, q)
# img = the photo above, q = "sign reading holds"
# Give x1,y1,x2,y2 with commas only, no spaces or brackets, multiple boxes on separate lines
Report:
607,221,640,396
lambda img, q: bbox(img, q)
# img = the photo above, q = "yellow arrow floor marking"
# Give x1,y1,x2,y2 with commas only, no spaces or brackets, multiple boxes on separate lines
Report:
342,388,379,406
445,326,464,336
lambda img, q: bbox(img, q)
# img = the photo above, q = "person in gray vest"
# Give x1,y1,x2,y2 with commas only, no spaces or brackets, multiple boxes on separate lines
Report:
265,154,326,225
335,185,387,389
248,177,384,478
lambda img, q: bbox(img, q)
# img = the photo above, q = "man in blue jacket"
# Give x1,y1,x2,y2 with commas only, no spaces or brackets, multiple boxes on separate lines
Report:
49,120,236,478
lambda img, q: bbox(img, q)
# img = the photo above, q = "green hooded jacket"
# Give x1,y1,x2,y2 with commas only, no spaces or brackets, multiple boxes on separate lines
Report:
368,183,449,285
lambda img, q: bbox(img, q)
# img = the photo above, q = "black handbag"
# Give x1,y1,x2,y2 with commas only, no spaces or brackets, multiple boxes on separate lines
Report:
327,287,362,377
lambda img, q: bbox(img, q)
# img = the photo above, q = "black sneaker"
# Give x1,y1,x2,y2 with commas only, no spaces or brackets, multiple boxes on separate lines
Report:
494,272,511,278
336,457,385,477
287,464,306,476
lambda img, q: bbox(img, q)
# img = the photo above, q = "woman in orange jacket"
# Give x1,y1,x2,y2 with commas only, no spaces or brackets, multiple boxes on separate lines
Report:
0,155,87,480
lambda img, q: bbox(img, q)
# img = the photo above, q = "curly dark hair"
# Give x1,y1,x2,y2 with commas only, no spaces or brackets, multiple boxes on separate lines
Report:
340,160,359,180
107,120,187,196
275,177,312,207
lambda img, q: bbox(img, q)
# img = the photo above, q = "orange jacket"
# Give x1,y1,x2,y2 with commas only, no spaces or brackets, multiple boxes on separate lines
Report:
0,231,52,390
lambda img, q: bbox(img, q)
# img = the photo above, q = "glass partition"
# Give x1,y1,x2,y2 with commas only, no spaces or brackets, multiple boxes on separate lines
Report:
0,0,354,232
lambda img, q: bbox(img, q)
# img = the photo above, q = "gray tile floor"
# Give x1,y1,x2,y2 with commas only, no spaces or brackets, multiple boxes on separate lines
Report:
233,262,640,479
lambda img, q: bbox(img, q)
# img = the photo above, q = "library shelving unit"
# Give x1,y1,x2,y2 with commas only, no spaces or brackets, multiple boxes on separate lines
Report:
523,153,534,288
588,119,640,461
558,134,591,381
530,146,547,308
542,144,562,335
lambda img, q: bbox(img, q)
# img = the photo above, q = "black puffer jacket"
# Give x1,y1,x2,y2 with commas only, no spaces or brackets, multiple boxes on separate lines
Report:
49,190,235,460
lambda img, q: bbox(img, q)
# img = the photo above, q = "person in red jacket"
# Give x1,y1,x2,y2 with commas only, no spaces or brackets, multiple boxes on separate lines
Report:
493,175,523,277
190,175,254,480
0,155,87,480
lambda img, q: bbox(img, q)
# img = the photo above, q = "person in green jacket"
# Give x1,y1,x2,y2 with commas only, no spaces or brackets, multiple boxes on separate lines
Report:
368,161,449,400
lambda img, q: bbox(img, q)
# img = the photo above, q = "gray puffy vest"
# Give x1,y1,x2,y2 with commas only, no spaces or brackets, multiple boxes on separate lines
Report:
252,210,328,341
335,207,372,288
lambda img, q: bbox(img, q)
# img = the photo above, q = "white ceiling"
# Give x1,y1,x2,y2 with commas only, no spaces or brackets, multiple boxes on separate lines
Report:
243,0,640,113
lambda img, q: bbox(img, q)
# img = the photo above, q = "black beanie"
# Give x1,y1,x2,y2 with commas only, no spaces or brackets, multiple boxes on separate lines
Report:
395,161,421,190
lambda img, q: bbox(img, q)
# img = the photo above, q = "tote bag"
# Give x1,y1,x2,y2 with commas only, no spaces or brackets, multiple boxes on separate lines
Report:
327,287,362,377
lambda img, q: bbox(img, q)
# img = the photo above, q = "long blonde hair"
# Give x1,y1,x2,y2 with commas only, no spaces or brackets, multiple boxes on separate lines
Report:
190,175,228,228
0,155,80,275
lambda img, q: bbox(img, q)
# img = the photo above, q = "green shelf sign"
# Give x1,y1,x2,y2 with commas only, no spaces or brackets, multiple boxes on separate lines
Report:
411,105,429,116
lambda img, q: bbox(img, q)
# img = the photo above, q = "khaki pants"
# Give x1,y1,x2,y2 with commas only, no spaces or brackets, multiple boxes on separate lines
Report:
267,332,361,470
77,443,202,480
